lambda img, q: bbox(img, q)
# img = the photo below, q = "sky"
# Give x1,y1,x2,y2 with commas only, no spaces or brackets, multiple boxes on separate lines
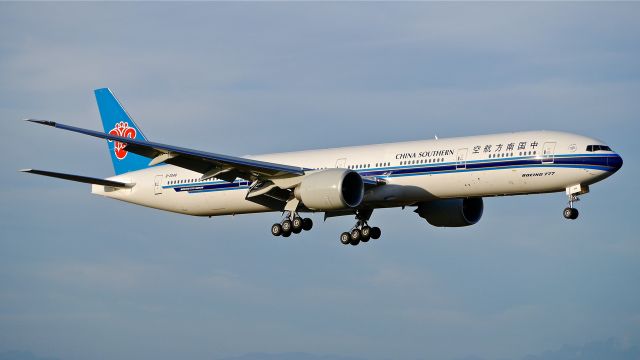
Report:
1,2,639,360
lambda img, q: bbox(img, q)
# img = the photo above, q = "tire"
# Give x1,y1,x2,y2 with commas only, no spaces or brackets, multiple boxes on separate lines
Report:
292,217,303,233
350,228,361,242
350,238,360,246
361,226,371,242
282,219,292,232
340,232,351,245
282,231,291,237
370,227,381,239
271,223,283,236
570,208,579,220
302,218,313,231
563,208,574,220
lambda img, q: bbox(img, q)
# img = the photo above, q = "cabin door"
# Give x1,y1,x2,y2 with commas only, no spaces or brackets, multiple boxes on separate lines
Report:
154,175,163,195
542,142,556,164
456,148,468,169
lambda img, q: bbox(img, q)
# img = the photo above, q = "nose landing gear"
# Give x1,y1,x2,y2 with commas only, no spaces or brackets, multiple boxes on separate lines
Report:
563,184,589,220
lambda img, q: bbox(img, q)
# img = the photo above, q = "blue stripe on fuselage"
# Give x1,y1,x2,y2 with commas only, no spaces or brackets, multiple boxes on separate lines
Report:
163,154,617,194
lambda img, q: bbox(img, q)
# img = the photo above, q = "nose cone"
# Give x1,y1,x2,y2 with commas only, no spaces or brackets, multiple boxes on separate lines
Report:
608,154,623,172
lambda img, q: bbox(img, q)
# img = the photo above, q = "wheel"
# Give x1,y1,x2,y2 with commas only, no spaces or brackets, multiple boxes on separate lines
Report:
350,238,360,246
292,217,303,233
282,231,291,237
370,227,381,239
350,228,361,242
360,226,371,242
281,219,292,232
563,207,579,220
340,232,351,245
570,208,579,220
302,218,313,231
271,223,283,236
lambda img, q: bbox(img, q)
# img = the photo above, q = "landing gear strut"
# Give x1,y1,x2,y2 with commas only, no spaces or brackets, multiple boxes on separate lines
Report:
271,211,313,237
340,210,381,246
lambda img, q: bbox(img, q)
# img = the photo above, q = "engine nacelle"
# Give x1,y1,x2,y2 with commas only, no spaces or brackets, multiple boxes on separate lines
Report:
294,169,364,211
415,198,484,227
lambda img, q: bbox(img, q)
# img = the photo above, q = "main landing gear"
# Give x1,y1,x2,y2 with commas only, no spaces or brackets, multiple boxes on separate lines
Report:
271,212,313,237
340,210,381,246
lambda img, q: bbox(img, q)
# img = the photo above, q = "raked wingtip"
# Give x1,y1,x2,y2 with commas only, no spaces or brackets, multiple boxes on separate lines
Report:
24,119,56,126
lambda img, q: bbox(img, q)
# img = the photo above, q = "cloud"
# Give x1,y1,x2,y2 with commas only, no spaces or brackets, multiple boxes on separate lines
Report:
0,351,59,360
218,353,365,360
522,338,640,360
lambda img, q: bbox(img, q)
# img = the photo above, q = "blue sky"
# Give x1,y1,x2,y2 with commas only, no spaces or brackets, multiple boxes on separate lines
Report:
1,3,639,360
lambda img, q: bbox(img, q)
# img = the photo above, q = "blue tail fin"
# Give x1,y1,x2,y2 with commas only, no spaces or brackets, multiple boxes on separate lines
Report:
95,88,150,175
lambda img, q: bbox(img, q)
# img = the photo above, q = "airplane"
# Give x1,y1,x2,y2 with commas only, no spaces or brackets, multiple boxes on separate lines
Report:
22,88,623,246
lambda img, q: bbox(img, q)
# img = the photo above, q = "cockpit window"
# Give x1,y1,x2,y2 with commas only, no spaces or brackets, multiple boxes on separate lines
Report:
586,145,612,152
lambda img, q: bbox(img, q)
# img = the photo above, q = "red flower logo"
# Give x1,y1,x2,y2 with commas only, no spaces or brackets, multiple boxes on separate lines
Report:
108,121,137,160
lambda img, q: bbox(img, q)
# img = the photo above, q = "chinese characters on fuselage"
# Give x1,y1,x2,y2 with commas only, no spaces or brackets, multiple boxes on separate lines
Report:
472,141,539,154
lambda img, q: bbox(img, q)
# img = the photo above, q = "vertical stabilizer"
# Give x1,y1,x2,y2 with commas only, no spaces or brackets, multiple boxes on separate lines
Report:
95,88,150,175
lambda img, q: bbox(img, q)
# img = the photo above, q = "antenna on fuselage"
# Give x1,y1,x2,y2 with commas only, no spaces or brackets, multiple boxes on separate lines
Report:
434,134,439,140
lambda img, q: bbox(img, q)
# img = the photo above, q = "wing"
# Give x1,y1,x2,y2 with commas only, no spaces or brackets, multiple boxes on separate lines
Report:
26,119,305,182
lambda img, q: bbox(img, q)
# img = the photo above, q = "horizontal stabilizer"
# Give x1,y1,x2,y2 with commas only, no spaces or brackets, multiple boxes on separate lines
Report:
20,169,134,188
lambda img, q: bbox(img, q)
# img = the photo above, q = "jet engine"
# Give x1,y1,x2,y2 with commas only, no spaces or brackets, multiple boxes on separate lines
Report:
415,198,483,227
294,169,364,211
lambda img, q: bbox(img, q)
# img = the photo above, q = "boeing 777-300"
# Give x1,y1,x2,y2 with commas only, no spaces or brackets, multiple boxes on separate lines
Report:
22,88,623,245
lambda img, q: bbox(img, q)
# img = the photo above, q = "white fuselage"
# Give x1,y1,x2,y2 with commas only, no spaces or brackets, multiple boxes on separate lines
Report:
92,130,621,216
